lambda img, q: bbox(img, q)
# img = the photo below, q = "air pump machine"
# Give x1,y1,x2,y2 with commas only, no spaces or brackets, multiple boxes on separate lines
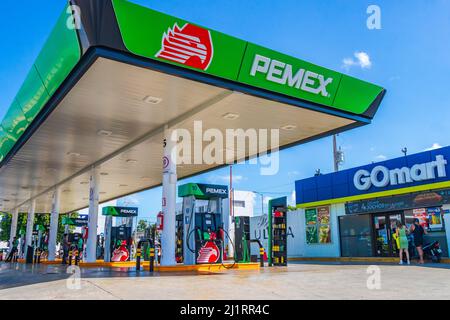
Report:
177,183,229,265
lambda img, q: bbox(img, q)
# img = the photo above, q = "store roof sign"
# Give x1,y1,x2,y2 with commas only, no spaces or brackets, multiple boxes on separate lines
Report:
354,155,447,191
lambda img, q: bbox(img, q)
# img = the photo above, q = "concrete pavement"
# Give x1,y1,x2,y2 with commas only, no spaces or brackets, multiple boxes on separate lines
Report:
1,261,449,300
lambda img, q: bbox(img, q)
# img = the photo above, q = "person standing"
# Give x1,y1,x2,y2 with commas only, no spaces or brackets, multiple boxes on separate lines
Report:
62,234,70,265
410,218,427,264
396,221,410,265
5,237,19,262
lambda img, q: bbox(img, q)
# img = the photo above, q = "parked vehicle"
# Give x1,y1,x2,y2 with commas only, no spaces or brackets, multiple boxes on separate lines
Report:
422,241,442,263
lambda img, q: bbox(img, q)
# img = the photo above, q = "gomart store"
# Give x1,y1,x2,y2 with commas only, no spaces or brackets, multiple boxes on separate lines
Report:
293,146,450,258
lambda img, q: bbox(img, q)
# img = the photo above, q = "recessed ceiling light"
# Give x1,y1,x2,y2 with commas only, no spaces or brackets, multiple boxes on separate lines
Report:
126,159,137,164
3,199,10,202
21,186,29,190
67,152,81,157
62,189,70,193
99,192,107,195
119,184,128,187
100,172,109,176
281,124,297,131
143,95,163,105
97,129,113,137
222,112,240,120
80,181,89,185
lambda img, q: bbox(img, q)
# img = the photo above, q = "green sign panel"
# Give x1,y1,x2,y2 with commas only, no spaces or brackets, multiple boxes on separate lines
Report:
102,206,139,217
239,43,342,107
178,183,228,199
112,0,383,116
112,0,247,81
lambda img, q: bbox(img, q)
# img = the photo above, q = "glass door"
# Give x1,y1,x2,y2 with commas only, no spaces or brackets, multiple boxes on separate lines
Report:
373,212,404,257
373,215,389,256
388,213,402,257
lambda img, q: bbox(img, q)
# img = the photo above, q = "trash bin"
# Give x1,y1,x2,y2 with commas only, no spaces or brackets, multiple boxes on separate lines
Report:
26,246,34,264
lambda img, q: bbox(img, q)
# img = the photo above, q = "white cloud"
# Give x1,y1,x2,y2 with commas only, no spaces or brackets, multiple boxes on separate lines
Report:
374,154,387,161
342,51,372,70
424,143,443,151
287,170,300,177
289,190,296,207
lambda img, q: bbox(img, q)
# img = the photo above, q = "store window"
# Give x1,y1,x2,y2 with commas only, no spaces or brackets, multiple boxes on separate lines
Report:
405,207,445,231
339,214,373,257
233,200,246,208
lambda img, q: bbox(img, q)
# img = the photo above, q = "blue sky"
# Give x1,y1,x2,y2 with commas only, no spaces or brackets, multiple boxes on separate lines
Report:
1,0,450,221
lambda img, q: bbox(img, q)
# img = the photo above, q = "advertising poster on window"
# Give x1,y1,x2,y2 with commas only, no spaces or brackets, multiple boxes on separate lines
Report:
306,225,318,244
413,208,428,229
305,206,331,244
305,208,317,225
318,206,331,243
427,207,443,230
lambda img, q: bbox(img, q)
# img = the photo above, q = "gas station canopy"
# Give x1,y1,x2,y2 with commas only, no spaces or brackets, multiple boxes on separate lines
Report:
0,0,385,214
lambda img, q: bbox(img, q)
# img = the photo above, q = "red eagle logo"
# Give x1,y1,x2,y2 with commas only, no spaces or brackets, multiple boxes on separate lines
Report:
197,241,220,264
156,23,214,71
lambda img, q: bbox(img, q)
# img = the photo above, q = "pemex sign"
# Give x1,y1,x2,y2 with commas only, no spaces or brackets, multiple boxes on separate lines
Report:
112,0,384,116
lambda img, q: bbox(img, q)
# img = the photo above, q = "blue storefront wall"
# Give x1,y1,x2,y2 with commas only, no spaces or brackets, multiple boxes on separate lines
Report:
296,146,450,205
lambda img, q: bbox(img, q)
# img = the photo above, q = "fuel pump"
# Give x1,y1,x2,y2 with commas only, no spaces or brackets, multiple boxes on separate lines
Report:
102,206,138,262
62,214,88,263
177,183,229,265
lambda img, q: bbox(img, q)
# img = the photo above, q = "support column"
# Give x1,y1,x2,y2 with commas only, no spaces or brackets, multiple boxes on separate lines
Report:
48,187,61,261
160,126,177,266
9,208,19,253
25,200,36,257
85,166,100,263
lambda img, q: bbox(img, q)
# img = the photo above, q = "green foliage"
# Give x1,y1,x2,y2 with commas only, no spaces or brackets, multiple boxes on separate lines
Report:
136,219,148,232
0,211,80,244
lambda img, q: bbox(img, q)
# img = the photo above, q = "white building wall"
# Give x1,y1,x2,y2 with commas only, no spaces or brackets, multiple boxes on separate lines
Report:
231,190,255,217
287,203,344,258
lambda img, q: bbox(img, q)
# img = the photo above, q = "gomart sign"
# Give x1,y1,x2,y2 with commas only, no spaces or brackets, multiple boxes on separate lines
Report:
354,155,447,191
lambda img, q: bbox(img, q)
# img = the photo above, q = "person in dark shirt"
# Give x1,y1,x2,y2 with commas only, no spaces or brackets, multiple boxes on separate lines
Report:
62,234,70,265
5,237,19,262
410,218,427,264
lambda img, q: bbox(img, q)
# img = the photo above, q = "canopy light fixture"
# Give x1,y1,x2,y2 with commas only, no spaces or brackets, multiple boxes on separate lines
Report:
143,95,163,104
62,189,70,193
126,159,138,164
281,124,297,131
100,172,109,176
67,152,81,157
97,129,113,137
80,181,89,185
119,184,128,187
222,112,240,120
99,191,107,194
